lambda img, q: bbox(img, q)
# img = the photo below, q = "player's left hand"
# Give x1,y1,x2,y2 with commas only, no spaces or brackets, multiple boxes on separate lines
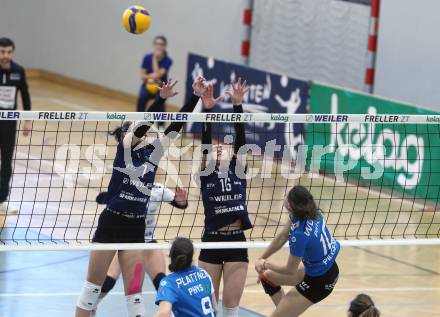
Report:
22,120,32,137
159,78,179,99
174,187,188,207
226,78,249,106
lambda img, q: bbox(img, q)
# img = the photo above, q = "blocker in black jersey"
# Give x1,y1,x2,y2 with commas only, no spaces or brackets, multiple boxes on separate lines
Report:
0,38,31,207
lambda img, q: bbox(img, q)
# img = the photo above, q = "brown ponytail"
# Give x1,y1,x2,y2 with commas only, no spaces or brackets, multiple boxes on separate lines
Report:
168,237,194,272
109,121,131,141
349,294,380,317
287,185,318,221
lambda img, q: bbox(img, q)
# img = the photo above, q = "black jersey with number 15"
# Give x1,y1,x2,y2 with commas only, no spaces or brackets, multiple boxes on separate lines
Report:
201,158,252,232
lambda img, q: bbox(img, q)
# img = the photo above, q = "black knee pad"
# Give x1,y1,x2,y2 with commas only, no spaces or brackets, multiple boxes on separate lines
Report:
260,273,281,296
101,275,117,293
153,272,166,291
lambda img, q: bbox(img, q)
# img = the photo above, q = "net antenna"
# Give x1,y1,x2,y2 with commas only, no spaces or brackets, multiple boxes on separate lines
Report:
0,111,439,251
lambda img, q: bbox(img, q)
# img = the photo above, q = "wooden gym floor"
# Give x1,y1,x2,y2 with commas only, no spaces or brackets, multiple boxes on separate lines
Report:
0,77,439,316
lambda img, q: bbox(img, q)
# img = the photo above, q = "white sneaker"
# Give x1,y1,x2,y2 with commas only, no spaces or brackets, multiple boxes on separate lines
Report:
0,202,18,215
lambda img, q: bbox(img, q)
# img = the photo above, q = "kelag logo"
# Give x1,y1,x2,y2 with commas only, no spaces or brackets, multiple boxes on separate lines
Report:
270,114,288,122
107,112,126,120
426,115,440,123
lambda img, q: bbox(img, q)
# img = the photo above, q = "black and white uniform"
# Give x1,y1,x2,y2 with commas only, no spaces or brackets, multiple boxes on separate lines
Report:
0,61,31,202
198,105,252,264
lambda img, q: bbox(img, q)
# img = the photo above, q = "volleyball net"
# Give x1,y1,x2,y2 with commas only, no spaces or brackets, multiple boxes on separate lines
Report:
0,111,439,250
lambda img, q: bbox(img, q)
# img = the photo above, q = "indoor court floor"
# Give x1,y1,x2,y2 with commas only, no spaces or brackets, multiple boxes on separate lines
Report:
0,76,440,316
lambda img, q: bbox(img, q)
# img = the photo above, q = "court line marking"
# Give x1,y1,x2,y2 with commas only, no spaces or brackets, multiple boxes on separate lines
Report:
355,246,440,275
0,287,439,297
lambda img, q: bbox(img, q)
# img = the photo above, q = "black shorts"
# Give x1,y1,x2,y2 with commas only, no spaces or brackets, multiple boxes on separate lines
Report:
198,230,248,264
296,262,339,303
93,209,146,244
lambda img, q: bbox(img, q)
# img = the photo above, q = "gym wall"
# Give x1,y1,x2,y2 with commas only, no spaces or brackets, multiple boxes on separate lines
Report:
0,0,248,105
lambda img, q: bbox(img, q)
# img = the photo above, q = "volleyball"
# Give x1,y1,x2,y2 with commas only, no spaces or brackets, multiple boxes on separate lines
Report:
146,78,161,94
122,5,151,34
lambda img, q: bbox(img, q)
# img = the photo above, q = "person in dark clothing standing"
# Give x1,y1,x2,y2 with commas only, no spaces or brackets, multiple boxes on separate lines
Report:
0,37,32,214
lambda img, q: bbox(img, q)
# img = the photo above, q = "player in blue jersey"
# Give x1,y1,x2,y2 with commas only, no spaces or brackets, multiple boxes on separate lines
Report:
155,237,217,317
137,36,173,113
255,185,340,317
197,79,251,317
75,77,208,317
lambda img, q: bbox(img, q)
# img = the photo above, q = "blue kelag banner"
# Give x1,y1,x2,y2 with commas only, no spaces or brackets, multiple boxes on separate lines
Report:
185,53,309,158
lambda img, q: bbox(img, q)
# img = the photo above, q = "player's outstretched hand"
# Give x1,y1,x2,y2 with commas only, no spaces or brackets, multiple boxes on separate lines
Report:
226,78,249,106
174,187,188,207
192,76,207,97
201,84,224,110
159,78,179,99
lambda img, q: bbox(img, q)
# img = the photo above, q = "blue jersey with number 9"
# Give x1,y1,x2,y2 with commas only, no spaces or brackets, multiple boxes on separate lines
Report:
289,212,340,276
155,266,216,317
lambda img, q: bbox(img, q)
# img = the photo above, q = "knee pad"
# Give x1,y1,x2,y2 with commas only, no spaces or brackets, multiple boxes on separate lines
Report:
152,272,166,291
259,272,281,296
77,281,102,311
222,305,239,317
126,293,146,317
101,275,117,293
